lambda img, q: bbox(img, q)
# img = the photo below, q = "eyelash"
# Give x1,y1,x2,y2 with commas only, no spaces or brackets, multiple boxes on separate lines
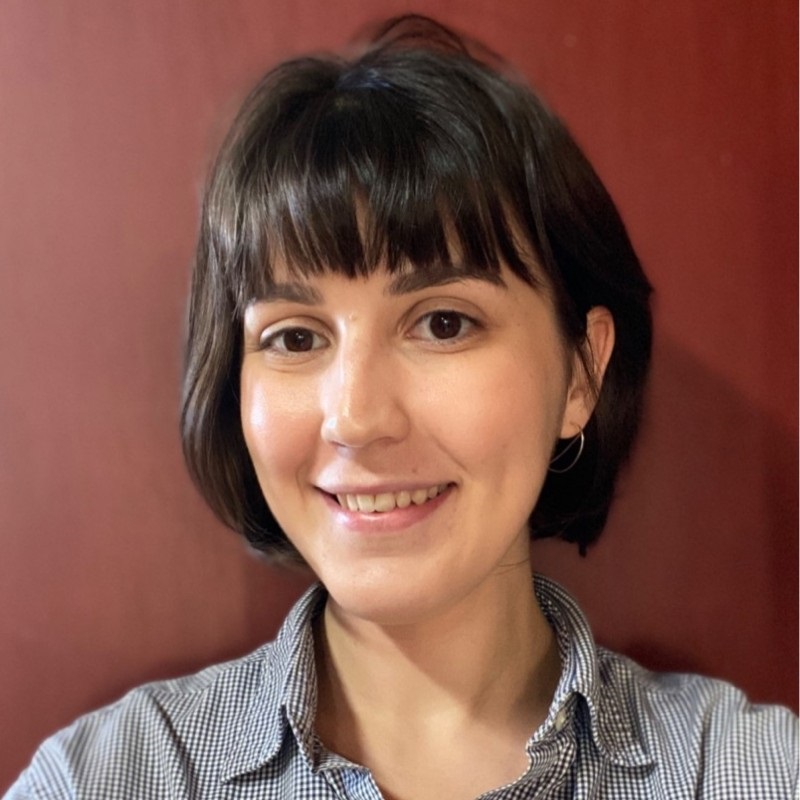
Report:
258,327,328,356
409,310,479,345
257,310,480,357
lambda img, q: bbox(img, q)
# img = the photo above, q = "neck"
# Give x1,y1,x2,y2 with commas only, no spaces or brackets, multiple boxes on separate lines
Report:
313,565,561,760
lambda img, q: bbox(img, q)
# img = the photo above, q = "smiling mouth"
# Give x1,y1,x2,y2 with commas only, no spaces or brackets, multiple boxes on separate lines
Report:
333,484,450,514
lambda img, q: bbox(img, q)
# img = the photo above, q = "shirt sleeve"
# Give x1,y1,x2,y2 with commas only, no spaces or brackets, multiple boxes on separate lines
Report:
698,692,798,800
3,738,77,800
2,686,178,800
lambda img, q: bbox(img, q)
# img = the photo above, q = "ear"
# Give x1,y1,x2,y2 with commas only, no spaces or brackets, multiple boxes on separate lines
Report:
560,306,615,437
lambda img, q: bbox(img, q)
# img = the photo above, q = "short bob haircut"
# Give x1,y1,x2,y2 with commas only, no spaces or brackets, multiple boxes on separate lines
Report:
181,15,652,559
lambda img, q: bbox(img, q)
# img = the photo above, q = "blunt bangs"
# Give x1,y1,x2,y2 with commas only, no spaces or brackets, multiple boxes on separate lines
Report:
211,50,547,316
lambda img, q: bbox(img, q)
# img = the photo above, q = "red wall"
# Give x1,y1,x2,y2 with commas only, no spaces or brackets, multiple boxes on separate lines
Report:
1,0,796,789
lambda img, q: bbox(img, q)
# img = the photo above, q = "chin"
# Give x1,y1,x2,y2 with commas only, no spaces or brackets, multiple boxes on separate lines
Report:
319,565,455,627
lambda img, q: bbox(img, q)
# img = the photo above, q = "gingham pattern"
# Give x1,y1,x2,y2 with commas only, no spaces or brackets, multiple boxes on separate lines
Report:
6,576,797,799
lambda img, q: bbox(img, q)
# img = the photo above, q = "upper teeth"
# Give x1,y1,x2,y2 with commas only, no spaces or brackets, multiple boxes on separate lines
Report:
336,484,448,513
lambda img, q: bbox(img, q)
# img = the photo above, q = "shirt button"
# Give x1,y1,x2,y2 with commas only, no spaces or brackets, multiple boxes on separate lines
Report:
554,708,569,732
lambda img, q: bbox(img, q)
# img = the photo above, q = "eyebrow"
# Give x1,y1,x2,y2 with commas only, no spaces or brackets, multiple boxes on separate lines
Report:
256,282,325,305
387,263,507,294
255,263,507,306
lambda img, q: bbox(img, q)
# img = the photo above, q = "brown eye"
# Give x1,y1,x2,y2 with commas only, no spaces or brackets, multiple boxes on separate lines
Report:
260,326,326,355
281,328,315,351
410,310,478,345
428,311,464,340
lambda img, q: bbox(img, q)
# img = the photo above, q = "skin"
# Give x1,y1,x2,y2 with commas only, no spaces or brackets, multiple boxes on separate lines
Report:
240,262,614,799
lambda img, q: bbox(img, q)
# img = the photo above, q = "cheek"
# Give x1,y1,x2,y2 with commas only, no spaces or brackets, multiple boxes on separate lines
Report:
240,367,319,490
424,350,567,472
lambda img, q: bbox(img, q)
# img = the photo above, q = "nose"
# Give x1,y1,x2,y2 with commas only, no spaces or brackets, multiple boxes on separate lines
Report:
320,335,410,449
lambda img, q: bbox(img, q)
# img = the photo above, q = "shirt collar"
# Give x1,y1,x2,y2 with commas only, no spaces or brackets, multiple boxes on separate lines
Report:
533,574,653,768
221,583,326,782
222,575,654,782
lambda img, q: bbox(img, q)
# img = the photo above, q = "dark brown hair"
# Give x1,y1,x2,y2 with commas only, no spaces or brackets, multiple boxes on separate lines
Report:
181,15,652,558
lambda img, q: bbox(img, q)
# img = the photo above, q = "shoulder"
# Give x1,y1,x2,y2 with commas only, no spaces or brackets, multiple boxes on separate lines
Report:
6,584,325,799
7,643,279,799
598,647,798,797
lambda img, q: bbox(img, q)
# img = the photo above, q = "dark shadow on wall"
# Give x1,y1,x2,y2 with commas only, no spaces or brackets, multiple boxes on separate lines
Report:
534,331,798,710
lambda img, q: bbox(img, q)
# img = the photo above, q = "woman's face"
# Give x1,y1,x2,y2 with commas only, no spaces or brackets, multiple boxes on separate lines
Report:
240,262,606,624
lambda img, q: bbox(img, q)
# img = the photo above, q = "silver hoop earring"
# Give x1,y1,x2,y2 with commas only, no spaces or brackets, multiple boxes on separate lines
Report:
548,428,585,474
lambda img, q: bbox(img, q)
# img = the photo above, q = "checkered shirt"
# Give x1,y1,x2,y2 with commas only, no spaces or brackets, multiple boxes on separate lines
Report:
6,576,798,799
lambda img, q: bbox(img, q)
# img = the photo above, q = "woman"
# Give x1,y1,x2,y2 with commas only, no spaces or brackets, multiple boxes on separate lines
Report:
7,15,796,800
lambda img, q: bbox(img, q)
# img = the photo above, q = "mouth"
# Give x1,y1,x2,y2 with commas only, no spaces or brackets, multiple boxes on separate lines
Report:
328,484,451,514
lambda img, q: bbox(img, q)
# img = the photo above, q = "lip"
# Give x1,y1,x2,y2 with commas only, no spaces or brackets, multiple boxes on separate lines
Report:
317,482,449,496
317,484,454,535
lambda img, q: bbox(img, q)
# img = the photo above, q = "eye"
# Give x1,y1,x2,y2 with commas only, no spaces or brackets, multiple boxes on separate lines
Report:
260,326,327,355
412,310,477,343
